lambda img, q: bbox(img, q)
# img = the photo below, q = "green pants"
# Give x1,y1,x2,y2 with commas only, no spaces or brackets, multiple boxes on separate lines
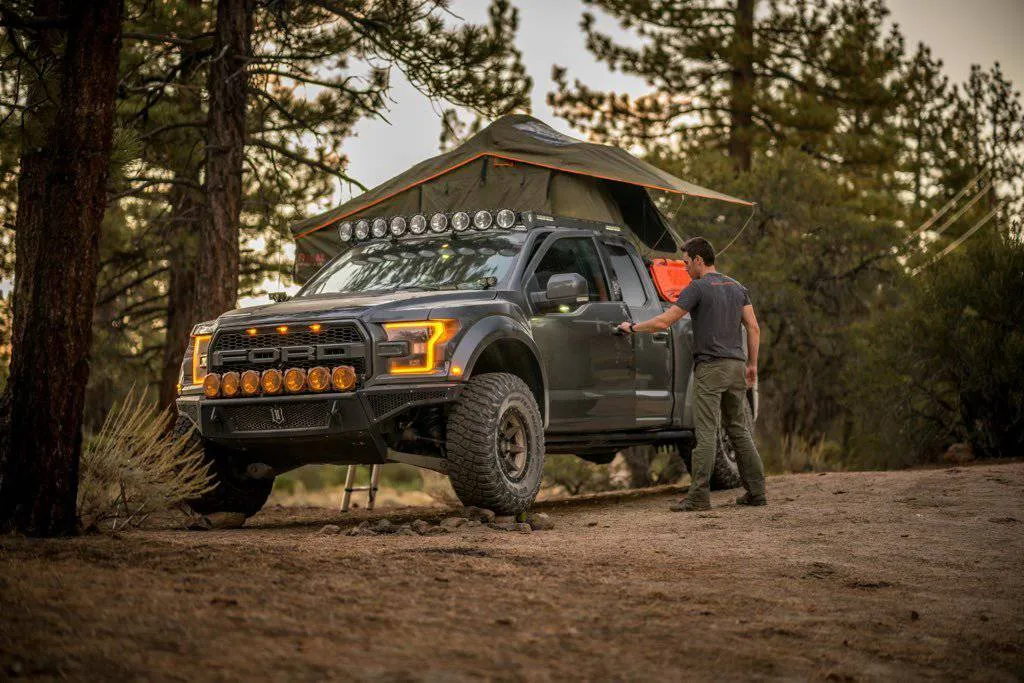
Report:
689,358,766,505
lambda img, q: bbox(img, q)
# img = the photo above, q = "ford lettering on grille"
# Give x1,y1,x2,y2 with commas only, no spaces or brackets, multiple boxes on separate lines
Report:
212,343,364,366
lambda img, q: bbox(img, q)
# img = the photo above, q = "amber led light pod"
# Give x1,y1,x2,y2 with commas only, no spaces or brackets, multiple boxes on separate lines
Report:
203,373,221,398
241,370,260,396
284,367,306,393
331,365,357,391
221,371,240,398
307,366,330,392
261,368,283,394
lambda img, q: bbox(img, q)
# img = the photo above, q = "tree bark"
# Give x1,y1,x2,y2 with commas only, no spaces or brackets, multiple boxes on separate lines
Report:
0,0,124,536
158,178,203,408
193,0,253,322
728,0,756,173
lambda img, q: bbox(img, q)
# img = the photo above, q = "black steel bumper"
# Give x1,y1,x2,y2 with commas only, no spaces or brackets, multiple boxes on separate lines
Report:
175,383,462,466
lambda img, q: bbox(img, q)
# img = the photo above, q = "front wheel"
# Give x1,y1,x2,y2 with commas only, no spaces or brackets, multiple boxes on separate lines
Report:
173,417,273,517
445,373,545,515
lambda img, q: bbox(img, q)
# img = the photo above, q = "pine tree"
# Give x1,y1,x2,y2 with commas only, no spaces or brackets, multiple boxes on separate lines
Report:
0,0,124,536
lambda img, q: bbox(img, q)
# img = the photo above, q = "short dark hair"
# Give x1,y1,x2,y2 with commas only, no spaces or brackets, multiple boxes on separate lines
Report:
681,237,715,265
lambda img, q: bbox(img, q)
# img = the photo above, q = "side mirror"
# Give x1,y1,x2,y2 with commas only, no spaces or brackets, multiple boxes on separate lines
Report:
531,272,589,308
269,292,291,303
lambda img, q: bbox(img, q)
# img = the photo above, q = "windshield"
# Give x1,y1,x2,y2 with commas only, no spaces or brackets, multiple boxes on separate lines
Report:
298,232,527,296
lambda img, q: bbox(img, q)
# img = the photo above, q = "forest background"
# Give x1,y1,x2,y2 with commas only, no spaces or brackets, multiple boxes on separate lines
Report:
0,0,1021,517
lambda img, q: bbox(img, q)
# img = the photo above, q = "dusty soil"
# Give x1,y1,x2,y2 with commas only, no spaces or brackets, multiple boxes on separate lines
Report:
2,462,1023,682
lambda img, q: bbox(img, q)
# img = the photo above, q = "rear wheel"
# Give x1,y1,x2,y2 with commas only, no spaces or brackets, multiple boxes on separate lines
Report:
173,417,273,517
680,397,754,491
445,373,545,515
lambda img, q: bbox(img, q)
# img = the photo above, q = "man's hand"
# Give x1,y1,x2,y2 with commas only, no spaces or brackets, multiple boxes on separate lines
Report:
745,362,758,387
616,321,634,334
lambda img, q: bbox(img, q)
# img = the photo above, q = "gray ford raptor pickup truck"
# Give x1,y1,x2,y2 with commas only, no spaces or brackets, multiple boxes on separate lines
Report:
175,210,756,517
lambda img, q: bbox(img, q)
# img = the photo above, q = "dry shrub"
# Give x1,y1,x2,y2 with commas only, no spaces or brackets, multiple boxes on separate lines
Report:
78,387,213,531
767,433,842,473
541,454,618,496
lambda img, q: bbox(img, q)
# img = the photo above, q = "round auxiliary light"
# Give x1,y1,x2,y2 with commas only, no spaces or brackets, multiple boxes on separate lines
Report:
354,219,370,240
261,368,283,395
473,210,493,230
307,366,330,392
452,211,471,232
241,370,261,396
495,208,516,229
409,214,428,235
429,212,448,233
338,222,353,242
283,367,306,393
331,365,357,392
203,373,221,399
221,371,240,398
389,216,408,237
371,218,388,238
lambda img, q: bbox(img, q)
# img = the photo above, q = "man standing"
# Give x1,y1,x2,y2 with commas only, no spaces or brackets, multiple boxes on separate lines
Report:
617,237,766,511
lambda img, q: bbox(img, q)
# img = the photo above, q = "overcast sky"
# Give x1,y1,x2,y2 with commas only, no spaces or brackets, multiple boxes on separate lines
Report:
338,0,1024,194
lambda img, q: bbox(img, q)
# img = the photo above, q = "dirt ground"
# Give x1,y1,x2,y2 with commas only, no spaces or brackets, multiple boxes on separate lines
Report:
2,462,1022,682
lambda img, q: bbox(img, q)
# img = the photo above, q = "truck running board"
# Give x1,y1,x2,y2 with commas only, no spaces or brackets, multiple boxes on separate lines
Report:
544,429,694,454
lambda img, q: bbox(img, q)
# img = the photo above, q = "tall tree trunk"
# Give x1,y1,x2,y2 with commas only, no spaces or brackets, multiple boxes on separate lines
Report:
0,0,124,536
728,0,756,173
193,0,253,322
158,179,203,408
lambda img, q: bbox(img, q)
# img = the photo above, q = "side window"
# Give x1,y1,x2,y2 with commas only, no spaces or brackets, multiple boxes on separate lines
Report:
605,244,648,306
529,237,610,303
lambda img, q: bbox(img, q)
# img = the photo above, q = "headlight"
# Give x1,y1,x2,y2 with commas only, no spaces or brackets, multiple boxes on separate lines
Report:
354,220,370,240
371,218,388,238
382,320,459,375
338,222,353,242
190,333,213,386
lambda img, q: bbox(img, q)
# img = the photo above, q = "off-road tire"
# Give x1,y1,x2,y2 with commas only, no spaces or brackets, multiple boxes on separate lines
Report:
446,373,545,515
173,416,273,517
680,395,754,491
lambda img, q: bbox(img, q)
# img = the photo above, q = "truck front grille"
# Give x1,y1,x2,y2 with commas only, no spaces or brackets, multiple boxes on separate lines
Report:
208,322,368,381
222,401,332,432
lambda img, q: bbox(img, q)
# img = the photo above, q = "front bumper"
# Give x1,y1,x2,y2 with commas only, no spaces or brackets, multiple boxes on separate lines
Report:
176,383,462,465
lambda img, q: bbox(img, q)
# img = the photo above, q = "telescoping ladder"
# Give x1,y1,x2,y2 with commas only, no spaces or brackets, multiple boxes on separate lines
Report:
340,464,381,512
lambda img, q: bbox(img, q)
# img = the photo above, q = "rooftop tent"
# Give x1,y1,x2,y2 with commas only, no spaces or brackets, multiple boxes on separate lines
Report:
289,114,752,282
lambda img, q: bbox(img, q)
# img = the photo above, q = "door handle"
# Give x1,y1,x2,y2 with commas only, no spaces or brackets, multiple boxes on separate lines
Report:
652,331,669,344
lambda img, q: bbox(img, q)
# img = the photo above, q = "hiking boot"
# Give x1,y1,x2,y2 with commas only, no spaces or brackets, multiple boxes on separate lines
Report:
735,492,767,506
669,497,711,512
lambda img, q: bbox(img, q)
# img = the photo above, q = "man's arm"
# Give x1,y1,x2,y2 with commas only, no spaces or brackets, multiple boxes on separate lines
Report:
616,305,687,334
741,303,759,387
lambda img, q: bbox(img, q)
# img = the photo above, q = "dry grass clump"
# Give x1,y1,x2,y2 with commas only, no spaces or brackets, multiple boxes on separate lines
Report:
78,387,213,531
767,433,842,473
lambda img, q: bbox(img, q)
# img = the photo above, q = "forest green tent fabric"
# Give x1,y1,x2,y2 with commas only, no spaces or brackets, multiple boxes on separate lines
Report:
290,114,751,282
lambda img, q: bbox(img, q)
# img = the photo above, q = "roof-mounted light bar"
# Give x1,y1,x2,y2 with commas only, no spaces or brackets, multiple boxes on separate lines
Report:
337,209,522,242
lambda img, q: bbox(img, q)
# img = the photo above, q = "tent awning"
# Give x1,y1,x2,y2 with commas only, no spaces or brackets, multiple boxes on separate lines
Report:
290,115,752,241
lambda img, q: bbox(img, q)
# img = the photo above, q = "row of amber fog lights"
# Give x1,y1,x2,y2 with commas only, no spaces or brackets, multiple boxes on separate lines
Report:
203,366,357,399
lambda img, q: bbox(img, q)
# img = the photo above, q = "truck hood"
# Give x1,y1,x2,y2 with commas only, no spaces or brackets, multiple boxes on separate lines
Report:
216,290,499,327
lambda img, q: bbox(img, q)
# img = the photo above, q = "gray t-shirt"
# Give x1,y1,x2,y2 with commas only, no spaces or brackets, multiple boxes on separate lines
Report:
674,272,750,366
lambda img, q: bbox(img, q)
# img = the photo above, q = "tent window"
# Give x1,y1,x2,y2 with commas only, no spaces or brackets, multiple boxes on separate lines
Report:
605,244,647,306
528,237,610,302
